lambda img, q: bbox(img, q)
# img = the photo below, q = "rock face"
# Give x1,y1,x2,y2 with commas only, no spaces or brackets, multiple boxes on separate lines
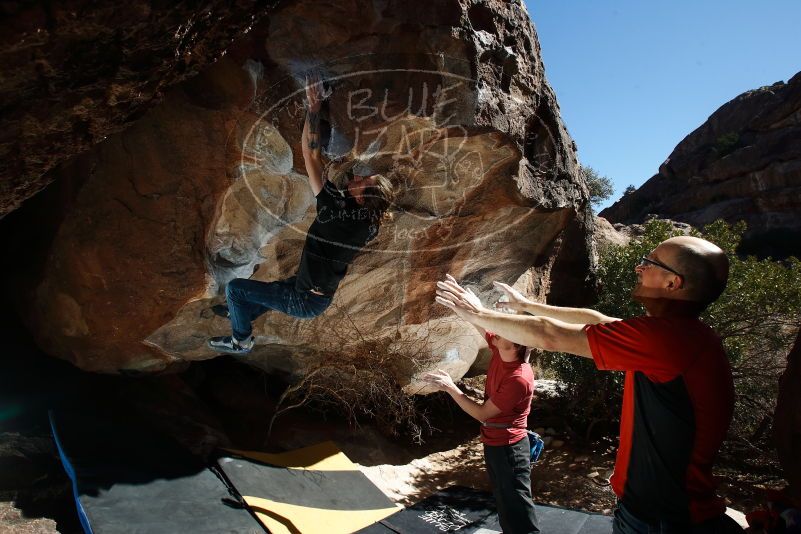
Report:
601,71,801,259
0,0,269,218
593,217,629,250
1,0,594,386
592,217,697,254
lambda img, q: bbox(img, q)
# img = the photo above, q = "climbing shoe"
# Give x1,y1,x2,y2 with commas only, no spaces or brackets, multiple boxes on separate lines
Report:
207,335,254,355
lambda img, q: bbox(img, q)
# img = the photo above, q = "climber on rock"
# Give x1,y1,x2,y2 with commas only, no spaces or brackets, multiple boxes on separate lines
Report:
207,74,396,355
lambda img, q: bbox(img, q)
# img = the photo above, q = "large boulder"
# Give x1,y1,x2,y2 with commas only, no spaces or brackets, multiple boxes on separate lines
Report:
601,71,801,259
1,0,594,387
593,216,629,250
0,0,271,218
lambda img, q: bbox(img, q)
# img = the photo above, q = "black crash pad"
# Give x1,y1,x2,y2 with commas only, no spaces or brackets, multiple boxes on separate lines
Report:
49,410,263,534
358,485,612,534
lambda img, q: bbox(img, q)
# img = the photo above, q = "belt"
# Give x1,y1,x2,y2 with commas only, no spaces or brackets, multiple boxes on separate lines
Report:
482,422,525,429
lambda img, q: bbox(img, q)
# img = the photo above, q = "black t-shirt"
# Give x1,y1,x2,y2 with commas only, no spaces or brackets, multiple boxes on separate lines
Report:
295,180,379,295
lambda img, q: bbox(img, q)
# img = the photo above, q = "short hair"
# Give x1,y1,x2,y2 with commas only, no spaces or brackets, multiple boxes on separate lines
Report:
671,239,729,308
361,173,395,218
326,161,396,219
513,343,531,363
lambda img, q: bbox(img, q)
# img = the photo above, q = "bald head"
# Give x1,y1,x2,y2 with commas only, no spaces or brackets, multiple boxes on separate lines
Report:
660,236,729,307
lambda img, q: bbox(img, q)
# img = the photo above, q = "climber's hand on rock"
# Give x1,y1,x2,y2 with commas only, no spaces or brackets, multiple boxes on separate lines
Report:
305,74,324,113
421,369,458,394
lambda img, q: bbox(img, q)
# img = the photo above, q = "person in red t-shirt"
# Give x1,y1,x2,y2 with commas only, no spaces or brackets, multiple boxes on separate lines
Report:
423,279,539,534
435,237,744,533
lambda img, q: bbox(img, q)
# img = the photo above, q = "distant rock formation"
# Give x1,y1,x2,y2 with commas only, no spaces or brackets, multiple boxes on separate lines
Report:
601,71,801,259
593,217,629,250
592,216,695,253
0,0,595,386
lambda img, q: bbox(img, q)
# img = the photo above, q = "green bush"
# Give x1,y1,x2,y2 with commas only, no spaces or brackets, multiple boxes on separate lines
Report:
540,219,801,444
702,221,801,441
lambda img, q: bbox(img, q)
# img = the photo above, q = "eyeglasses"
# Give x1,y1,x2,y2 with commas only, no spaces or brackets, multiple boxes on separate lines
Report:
639,256,683,278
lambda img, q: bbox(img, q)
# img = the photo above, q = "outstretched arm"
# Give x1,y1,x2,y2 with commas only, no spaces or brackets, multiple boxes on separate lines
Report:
436,276,593,358
422,370,502,422
444,274,486,338
302,76,325,196
492,281,620,325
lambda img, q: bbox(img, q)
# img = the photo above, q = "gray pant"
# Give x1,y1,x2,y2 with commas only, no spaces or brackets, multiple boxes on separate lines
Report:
484,436,540,534
613,502,744,533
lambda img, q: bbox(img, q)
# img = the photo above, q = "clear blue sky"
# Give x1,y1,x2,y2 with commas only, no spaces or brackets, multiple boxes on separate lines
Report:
524,0,801,210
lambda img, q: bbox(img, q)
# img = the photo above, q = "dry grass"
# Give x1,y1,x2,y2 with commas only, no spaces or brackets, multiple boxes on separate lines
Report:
268,310,443,443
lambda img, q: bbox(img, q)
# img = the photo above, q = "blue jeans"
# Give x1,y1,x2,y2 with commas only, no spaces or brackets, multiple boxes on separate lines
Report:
613,502,744,534
225,277,333,341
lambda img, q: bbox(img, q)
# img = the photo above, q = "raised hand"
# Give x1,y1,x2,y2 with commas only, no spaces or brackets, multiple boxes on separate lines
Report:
421,369,458,394
304,73,324,113
492,281,531,312
435,274,485,317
